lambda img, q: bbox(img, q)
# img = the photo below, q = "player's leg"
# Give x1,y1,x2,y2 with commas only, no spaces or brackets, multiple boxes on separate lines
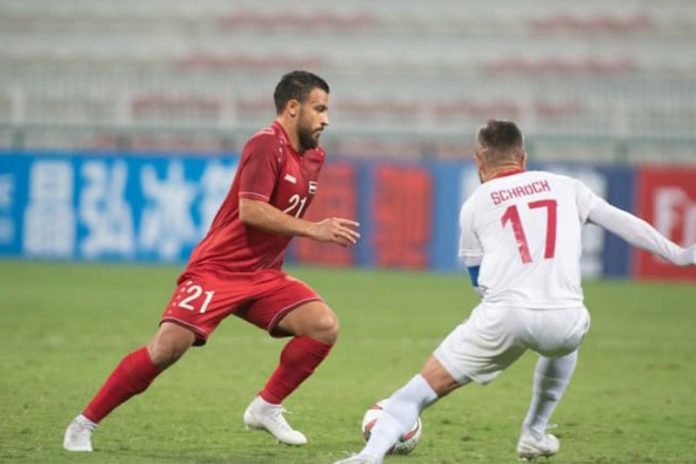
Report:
262,300,338,402
517,306,589,459
353,356,464,463
517,350,578,460
523,350,579,435
336,304,527,464
63,322,195,452
243,296,337,445
64,274,232,452
336,357,472,464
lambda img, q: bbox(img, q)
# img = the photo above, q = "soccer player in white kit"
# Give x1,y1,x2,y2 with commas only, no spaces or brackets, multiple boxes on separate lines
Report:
335,120,696,463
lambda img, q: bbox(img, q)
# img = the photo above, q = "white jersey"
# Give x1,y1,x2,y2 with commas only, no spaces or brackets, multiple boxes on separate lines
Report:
459,169,695,309
441,168,693,385
459,170,600,309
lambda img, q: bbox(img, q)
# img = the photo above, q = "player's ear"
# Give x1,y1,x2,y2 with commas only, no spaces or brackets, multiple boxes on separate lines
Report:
287,99,301,118
474,150,487,182
521,151,528,169
474,150,485,170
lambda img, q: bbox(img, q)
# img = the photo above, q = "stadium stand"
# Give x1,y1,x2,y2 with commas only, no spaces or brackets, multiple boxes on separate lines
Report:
0,0,695,161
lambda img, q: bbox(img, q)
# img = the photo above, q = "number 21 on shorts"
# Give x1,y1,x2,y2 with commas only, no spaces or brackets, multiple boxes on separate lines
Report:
501,199,557,263
177,281,215,314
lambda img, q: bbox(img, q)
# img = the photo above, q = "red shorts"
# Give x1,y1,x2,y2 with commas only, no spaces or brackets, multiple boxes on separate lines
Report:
160,269,322,345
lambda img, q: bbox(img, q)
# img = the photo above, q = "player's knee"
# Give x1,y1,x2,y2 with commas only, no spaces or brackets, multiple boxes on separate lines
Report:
310,311,340,344
148,339,189,369
148,326,195,369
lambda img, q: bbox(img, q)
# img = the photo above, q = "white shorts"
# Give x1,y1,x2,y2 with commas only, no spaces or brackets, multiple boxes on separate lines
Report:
433,303,590,385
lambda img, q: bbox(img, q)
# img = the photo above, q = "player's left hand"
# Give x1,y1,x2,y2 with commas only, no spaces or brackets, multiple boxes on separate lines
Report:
310,218,361,247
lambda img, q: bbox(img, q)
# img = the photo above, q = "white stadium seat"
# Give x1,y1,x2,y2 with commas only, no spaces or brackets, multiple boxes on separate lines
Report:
0,0,695,161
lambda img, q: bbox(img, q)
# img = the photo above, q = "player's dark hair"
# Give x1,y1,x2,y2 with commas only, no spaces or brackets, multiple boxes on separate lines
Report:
274,71,330,114
476,119,524,163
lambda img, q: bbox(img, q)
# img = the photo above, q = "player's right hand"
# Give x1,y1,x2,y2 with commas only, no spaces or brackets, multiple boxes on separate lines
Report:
310,218,361,247
675,245,696,266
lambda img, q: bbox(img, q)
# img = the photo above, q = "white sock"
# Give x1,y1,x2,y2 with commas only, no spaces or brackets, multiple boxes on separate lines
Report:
523,350,578,435
76,414,98,431
362,374,438,459
253,395,280,410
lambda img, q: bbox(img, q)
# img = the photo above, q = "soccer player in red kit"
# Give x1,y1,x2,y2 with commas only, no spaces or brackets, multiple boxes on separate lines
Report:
63,71,360,451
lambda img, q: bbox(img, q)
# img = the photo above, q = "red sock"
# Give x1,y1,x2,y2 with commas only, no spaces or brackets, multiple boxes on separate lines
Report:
260,336,333,404
83,347,161,423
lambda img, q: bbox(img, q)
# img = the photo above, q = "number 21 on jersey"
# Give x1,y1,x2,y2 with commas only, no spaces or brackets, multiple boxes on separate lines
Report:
283,194,308,218
177,283,215,314
501,199,557,264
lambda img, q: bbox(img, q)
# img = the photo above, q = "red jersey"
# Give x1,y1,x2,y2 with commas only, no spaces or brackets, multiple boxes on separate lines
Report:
184,121,325,273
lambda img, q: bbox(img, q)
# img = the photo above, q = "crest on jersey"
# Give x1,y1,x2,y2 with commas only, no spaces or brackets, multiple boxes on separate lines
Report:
308,181,318,194
284,174,297,184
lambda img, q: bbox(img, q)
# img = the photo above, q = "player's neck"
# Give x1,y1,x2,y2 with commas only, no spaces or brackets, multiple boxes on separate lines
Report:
483,163,525,182
275,117,302,153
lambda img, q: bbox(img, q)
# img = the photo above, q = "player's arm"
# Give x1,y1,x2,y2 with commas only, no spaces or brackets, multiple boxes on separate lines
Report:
238,136,359,246
239,198,360,247
458,200,484,295
462,256,483,296
587,199,695,266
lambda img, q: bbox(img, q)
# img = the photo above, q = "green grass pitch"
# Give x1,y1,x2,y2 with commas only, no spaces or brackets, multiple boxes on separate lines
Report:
1,260,695,463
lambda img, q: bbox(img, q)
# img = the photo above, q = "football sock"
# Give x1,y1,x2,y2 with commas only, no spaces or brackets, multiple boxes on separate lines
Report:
259,336,333,404
523,350,578,435
83,347,161,423
362,374,438,459
75,414,98,431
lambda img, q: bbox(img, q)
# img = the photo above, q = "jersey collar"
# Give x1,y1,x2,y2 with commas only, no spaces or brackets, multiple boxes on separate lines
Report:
272,121,301,156
490,168,525,180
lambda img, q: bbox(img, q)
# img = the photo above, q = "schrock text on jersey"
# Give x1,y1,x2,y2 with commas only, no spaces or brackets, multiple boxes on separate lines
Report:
490,180,552,205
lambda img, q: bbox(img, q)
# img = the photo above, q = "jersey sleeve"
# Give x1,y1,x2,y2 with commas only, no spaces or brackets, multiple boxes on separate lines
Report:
238,136,281,202
587,199,695,266
574,179,603,223
458,198,484,267
458,199,484,292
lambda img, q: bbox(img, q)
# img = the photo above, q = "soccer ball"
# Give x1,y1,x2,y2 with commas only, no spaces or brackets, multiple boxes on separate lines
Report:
361,399,422,455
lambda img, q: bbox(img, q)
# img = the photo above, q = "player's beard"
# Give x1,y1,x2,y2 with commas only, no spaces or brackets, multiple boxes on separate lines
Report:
297,114,320,150
298,126,318,151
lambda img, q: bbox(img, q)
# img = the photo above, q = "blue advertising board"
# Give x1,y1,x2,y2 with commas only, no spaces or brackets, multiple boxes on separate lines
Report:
0,151,238,262
0,150,635,279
